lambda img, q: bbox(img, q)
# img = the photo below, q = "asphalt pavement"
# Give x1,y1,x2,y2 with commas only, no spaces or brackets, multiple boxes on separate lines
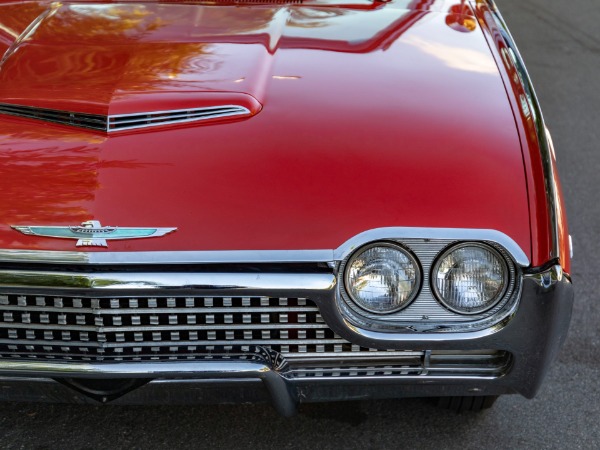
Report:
1,0,599,448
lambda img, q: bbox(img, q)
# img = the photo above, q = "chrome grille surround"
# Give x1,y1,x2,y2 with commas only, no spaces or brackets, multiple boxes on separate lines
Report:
0,103,251,132
0,228,531,388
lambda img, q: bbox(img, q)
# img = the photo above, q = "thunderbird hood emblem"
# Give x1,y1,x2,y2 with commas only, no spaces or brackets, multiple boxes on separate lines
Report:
12,221,177,247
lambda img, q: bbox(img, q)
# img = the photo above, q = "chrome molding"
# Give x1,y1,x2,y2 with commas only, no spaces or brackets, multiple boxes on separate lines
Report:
484,0,561,262
0,103,252,132
0,227,530,267
107,105,252,132
0,271,336,291
0,359,297,416
0,249,335,265
0,359,275,378
335,227,529,266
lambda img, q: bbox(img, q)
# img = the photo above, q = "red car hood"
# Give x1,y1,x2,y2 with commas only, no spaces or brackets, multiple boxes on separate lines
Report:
0,0,531,257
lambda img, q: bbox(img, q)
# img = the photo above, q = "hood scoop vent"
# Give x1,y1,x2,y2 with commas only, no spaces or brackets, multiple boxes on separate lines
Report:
0,103,252,132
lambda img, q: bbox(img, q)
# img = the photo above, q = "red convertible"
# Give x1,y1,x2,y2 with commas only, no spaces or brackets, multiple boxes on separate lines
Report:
0,0,573,414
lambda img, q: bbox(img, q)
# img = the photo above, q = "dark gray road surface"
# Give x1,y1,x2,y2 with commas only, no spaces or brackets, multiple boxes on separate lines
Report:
1,1,599,448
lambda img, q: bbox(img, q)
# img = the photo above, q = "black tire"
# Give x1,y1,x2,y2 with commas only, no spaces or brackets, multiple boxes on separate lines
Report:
436,395,499,412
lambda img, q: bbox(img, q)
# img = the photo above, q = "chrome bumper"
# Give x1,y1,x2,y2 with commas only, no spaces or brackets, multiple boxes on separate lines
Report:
0,265,573,416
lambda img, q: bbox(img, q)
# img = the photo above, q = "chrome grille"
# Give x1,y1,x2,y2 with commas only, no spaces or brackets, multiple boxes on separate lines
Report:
0,295,387,362
0,294,512,379
288,350,512,378
0,103,251,132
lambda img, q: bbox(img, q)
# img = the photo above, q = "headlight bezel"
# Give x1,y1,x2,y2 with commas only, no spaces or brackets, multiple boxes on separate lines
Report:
431,242,510,315
335,233,521,334
342,241,423,315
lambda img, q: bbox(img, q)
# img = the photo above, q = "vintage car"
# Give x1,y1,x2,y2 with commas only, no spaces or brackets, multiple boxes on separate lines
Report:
0,0,573,415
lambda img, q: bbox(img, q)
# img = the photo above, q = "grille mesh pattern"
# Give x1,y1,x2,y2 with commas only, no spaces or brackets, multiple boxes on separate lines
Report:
0,294,511,378
289,351,512,378
0,295,380,362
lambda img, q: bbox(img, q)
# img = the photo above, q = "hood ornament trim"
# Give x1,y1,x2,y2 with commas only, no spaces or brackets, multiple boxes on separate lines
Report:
12,221,177,248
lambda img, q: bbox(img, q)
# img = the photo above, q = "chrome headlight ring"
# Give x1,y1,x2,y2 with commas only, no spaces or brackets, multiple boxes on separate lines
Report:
342,242,422,315
431,242,509,315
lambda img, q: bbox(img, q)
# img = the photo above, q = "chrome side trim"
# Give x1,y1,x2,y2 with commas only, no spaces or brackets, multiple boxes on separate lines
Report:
484,0,561,262
0,271,336,291
0,227,530,266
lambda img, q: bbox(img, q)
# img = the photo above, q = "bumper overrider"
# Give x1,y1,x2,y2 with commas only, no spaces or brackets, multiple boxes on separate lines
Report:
0,228,573,416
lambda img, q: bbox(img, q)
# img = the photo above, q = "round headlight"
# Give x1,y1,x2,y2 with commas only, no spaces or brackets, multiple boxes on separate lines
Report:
344,243,421,314
432,243,508,314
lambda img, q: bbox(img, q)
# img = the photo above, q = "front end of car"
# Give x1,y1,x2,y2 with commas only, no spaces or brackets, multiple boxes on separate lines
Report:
0,226,573,415
0,0,573,414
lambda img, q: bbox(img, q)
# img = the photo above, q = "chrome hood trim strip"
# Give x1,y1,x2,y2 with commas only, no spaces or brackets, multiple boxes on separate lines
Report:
0,103,251,132
0,227,530,267
107,105,251,132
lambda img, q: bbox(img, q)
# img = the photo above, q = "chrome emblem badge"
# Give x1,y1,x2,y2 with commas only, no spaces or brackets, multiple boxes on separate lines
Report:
12,220,177,247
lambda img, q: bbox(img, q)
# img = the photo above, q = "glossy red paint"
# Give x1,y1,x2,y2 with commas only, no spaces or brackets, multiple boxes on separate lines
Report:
0,2,48,56
0,0,533,259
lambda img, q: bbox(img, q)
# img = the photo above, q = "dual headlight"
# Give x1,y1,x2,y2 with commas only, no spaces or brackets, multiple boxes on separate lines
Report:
344,242,508,315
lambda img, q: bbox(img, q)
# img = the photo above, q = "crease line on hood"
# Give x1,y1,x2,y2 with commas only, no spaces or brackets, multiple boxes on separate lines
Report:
0,2,62,71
